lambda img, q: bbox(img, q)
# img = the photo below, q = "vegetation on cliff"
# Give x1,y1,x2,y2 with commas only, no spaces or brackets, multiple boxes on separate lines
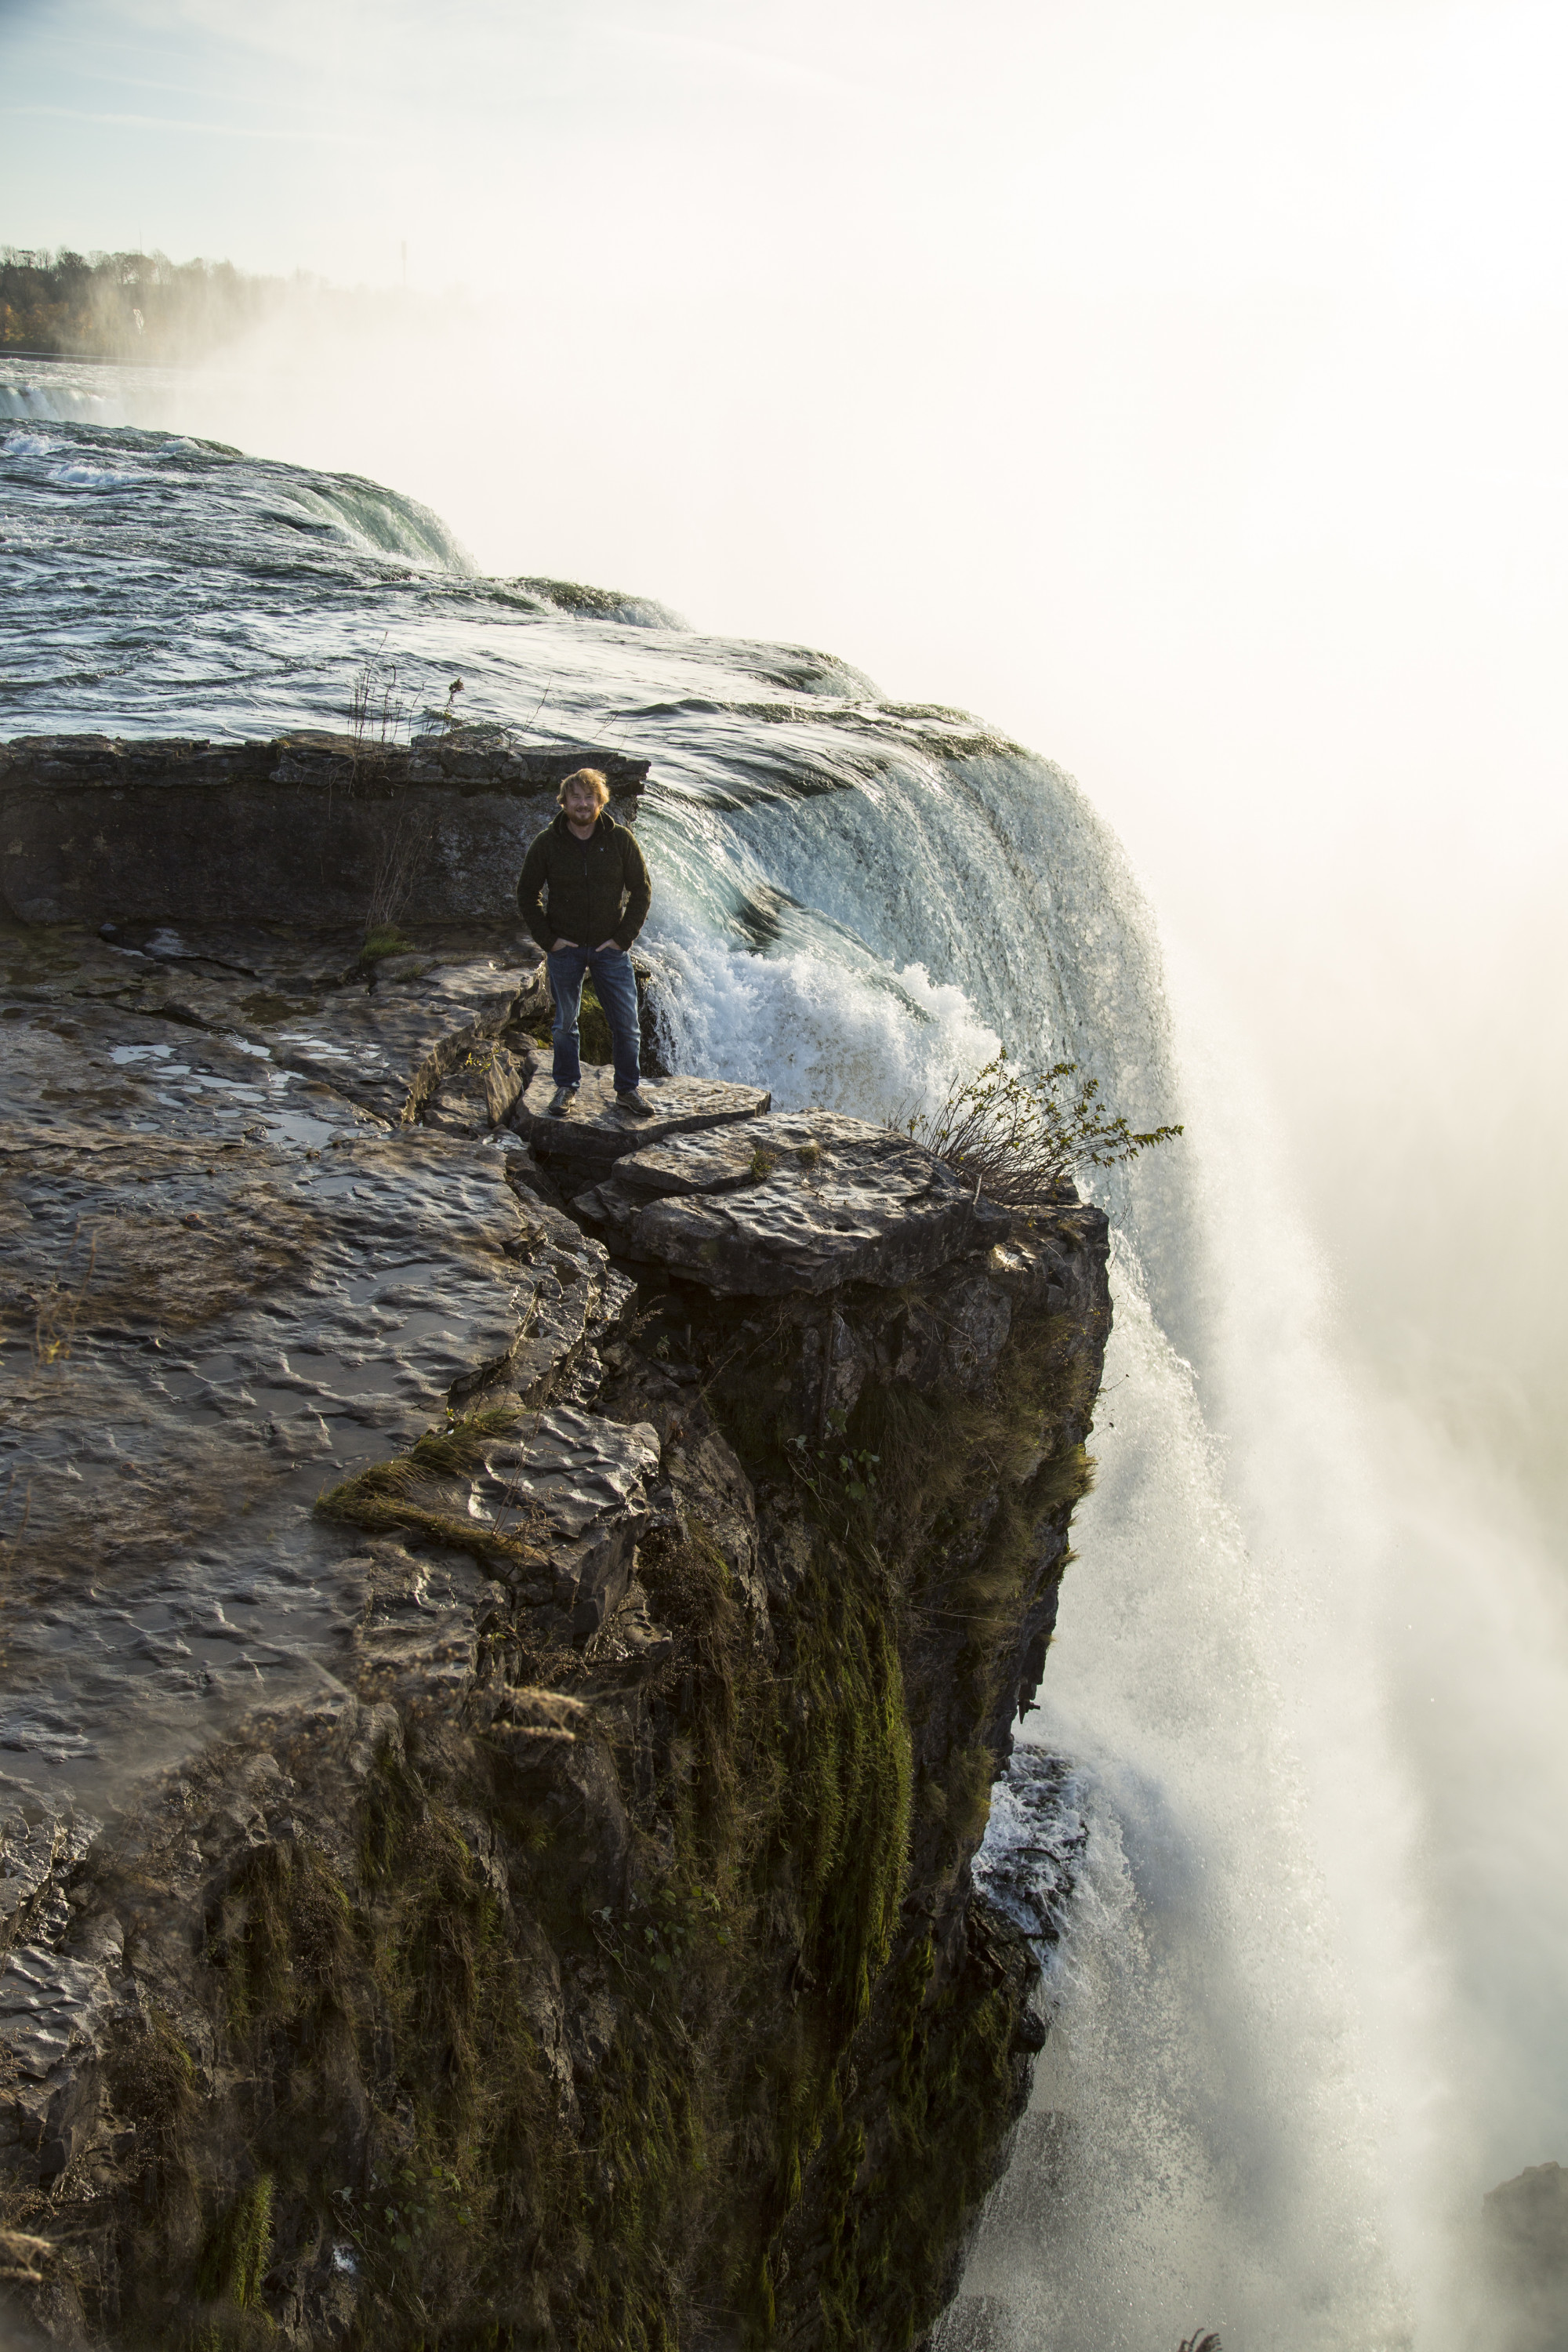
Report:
904,1051,1182,1209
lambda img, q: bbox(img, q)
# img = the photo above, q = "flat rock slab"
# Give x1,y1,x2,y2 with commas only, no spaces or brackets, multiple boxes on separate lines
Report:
517,1066,770,1167
271,960,532,1121
0,925,539,1142
0,994,366,1152
578,1109,1011,1294
610,1109,845,1196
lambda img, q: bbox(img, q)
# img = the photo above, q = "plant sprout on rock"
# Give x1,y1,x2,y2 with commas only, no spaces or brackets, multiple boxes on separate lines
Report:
900,1052,1182,1210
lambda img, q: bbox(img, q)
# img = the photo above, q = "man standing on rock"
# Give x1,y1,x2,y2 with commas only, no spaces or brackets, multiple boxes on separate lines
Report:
517,765,655,1119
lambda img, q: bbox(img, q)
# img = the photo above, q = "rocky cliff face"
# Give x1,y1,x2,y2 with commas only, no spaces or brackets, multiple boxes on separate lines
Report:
0,731,648,931
0,739,1110,2352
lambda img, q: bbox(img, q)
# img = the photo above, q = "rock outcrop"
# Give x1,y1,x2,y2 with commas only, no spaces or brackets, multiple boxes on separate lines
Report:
0,740,1110,2352
1483,2163,1568,2352
569,1106,1014,1294
0,730,646,930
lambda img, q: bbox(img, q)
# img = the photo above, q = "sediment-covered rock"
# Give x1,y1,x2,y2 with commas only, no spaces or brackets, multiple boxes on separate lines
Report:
0,745,1110,2352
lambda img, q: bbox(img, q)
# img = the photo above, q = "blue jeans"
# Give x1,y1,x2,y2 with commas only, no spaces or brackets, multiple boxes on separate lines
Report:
547,944,642,1094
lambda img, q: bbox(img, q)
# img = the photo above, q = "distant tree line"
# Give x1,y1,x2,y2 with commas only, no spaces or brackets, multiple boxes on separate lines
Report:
0,247,303,361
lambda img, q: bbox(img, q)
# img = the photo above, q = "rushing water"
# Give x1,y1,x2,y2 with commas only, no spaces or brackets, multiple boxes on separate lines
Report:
5,372,1566,2350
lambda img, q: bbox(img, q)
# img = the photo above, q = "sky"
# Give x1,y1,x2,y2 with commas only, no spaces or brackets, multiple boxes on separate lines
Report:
5,0,1568,1526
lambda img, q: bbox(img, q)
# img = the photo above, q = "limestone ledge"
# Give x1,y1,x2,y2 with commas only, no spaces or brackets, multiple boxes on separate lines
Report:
0,728,647,929
0,732,648,801
0,904,1110,2352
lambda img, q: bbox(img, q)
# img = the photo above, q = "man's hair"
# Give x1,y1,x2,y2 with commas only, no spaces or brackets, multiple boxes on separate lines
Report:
558,766,611,811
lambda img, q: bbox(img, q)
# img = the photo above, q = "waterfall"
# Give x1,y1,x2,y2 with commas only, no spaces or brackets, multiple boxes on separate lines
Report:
6,391,1566,2347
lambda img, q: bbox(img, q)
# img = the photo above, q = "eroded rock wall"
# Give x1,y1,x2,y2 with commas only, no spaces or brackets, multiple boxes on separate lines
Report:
0,731,647,929
0,868,1109,2351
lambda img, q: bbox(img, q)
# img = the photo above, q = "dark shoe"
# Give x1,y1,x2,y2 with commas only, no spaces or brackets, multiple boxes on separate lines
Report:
548,1085,579,1116
615,1088,655,1120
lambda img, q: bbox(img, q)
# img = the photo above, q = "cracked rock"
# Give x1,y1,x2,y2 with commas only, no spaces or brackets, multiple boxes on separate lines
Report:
579,1109,1011,1294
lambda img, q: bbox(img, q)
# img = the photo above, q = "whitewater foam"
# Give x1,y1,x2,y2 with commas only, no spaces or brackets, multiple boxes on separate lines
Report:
954,1243,1411,2350
49,461,141,488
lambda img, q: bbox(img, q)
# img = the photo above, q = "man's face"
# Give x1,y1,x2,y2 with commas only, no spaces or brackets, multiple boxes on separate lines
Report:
563,781,603,829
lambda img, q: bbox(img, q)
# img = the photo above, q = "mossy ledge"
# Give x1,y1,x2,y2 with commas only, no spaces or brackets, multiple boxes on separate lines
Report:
0,1035,1108,2350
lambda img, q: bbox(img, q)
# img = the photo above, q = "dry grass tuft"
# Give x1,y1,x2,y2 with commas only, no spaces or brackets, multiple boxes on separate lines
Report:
898,1052,1181,1209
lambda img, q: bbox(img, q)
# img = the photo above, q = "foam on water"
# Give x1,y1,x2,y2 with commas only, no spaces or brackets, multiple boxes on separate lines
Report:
49,461,143,489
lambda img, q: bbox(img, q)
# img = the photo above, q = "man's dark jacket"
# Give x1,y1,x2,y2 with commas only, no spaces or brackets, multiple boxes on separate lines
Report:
517,811,652,954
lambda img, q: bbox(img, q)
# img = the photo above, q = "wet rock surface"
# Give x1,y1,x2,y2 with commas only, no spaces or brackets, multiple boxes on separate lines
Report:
0,792,1110,2352
576,1106,1012,1293
515,1064,771,1167
0,916,608,1812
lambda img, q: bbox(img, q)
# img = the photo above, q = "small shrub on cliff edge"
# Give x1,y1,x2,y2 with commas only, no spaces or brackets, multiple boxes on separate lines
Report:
899,1052,1181,1209
360,923,416,964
